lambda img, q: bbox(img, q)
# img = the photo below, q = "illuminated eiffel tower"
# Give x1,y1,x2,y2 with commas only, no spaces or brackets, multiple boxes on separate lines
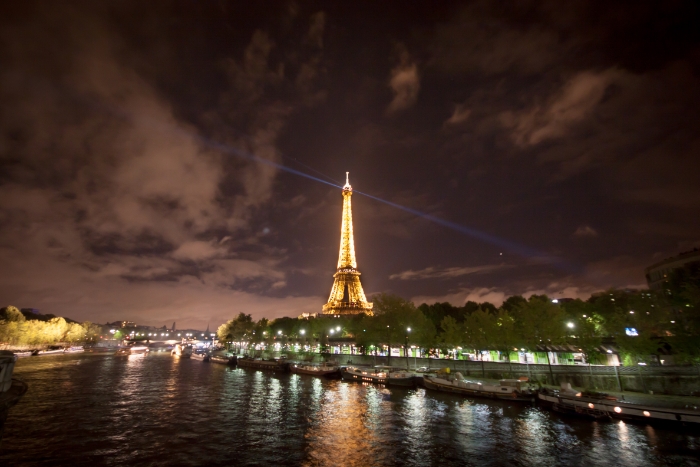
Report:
322,173,373,316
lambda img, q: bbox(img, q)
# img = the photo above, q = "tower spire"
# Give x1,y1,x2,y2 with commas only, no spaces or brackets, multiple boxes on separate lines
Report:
322,173,373,316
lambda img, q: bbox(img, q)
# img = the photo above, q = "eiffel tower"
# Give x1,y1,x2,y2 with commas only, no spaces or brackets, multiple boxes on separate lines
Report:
322,173,373,315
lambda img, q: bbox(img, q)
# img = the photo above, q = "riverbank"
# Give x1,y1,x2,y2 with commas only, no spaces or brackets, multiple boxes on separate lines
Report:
229,350,700,397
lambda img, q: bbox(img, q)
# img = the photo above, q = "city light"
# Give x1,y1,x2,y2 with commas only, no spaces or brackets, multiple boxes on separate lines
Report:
567,322,574,328
300,330,305,335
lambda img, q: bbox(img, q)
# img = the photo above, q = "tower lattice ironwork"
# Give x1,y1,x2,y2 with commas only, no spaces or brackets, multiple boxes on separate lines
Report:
322,173,373,315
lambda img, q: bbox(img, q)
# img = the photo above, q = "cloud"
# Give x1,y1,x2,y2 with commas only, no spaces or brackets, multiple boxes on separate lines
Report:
502,68,622,146
583,255,649,289
411,282,608,308
305,11,325,49
386,44,420,114
444,103,472,126
574,225,598,238
390,263,510,280
0,4,329,327
171,241,225,262
429,2,578,76
411,287,508,307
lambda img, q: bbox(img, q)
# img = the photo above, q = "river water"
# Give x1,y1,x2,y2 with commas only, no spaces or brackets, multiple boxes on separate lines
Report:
2,353,699,466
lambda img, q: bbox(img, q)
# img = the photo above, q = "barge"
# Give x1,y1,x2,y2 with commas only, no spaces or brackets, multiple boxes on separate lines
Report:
341,366,416,387
210,355,237,366
291,363,341,378
538,384,700,426
423,373,536,402
237,357,290,372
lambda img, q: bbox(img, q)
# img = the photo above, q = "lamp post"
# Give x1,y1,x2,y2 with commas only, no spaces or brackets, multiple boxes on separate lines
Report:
405,327,411,370
386,325,391,366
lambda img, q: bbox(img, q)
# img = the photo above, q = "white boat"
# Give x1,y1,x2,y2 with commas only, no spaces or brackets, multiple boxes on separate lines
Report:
12,351,34,358
171,344,192,358
114,346,149,356
64,346,84,353
191,352,210,362
36,347,65,355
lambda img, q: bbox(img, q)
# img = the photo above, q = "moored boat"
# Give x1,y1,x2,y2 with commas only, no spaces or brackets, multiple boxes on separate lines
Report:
12,351,34,358
36,346,65,355
237,357,289,372
114,345,149,356
171,344,192,358
210,355,237,365
423,373,536,402
341,366,416,387
291,363,341,378
0,351,28,442
191,352,210,362
537,384,700,426
64,346,84,353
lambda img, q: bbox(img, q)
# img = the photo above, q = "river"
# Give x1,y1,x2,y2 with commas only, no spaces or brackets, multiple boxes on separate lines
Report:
1,352,699,466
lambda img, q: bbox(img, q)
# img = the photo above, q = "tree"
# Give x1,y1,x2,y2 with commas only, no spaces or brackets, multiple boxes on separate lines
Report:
64,322,86,344
374,294,434,363
588,289,669,365
463,308,494,359
439,316,463,359
218,313,255,352
82,322,102,344
1,306,26,323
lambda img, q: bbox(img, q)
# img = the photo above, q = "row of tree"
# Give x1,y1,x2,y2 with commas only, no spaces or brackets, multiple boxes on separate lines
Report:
0,306,101,346
217,263,700,365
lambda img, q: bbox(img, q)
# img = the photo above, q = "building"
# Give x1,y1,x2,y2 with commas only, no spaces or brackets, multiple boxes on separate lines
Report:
298,312,318,320
645,249,700,290
321,173,373,315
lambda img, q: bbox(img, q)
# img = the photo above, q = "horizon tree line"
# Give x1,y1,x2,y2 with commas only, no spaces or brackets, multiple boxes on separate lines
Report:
217,263,700,365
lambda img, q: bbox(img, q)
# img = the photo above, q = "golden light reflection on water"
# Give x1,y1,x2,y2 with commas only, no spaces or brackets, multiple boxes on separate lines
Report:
303,383,384,467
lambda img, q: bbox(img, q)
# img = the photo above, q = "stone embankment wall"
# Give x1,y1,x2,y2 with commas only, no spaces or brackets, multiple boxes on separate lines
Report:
237,349,700,396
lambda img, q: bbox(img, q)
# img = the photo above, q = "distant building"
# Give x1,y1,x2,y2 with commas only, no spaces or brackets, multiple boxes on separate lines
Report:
298,312,318,320
645,249,700,290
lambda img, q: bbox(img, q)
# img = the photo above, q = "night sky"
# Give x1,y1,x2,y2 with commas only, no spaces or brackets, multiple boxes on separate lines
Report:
2,1,699,329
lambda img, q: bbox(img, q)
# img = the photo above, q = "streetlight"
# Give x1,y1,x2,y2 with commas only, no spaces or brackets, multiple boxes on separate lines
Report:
300,329,305,335
277,330,282,335
405,327,411,370
567,322,575,328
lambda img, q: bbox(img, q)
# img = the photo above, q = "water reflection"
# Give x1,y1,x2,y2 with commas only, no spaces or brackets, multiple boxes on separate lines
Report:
304,382,383,466
2,354,699,467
